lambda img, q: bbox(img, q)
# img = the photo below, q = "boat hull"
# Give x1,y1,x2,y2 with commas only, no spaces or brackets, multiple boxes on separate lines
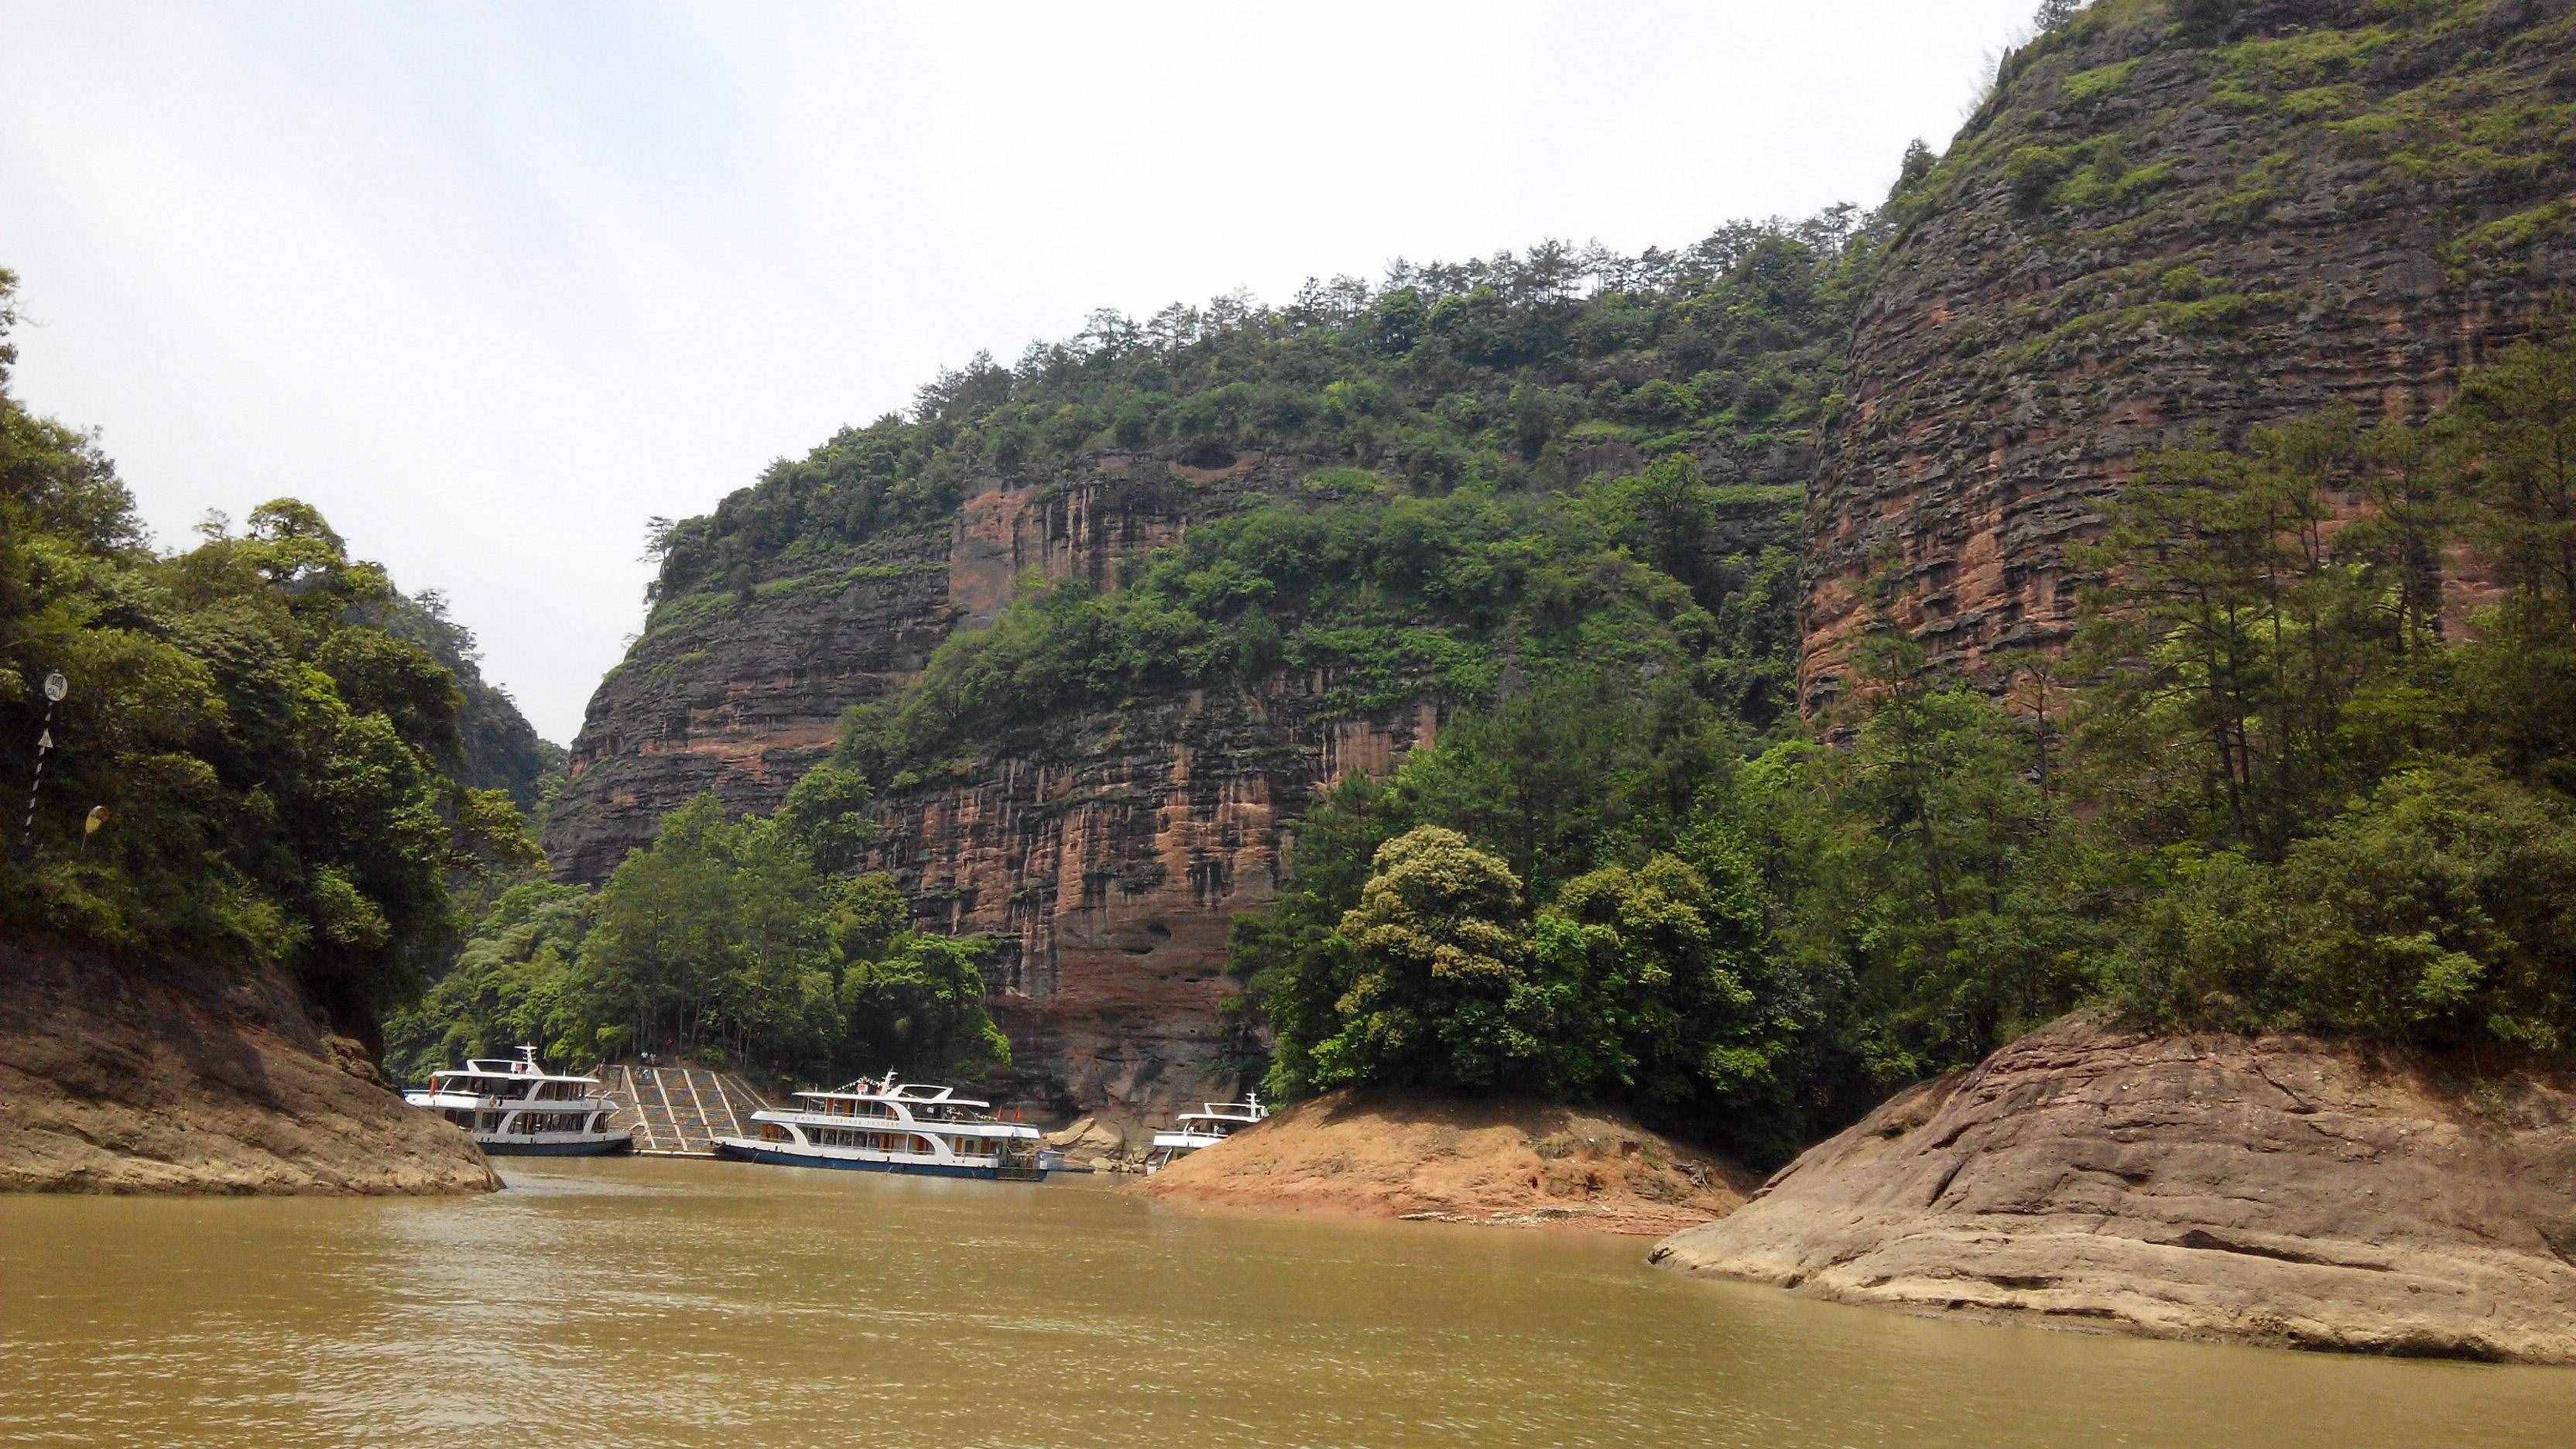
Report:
479,1135,635,1157
714,1139,1046,1180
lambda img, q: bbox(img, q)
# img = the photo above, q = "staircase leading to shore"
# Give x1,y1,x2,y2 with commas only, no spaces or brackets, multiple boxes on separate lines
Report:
598,1065,775,1157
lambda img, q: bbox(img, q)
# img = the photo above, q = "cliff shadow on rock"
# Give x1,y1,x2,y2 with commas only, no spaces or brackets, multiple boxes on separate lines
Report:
1647,1013,2576,1363
0,938,498,1196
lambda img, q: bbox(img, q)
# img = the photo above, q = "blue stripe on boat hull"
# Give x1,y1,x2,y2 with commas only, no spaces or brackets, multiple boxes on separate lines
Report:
714,1141,1046,1180
481,1137,635,1157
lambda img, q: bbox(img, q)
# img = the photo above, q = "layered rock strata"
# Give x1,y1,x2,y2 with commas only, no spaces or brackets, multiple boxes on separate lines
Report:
1648,1014,2576,1363
547,454,1295,884
874,687,1443,1135
0,940,498,1196
550,420,1804,1132
1800,0,2576,715
550,454,1439,1131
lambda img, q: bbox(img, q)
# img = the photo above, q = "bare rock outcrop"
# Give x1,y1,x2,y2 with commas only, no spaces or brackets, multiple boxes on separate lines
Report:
1648,1015,2576,1362
0,940,498,1196
1143,1089,1758,1235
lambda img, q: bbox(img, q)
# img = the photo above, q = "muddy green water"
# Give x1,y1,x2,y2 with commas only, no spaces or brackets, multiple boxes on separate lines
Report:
2,1157,2570,1447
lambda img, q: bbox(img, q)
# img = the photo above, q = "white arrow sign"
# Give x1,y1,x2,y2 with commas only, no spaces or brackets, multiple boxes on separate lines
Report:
36,730,51,752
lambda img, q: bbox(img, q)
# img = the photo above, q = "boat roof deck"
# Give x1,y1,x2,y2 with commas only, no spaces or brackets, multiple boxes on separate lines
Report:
436,1064,604,1086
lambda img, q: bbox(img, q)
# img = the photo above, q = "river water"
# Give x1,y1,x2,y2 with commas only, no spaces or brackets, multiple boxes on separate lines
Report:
2,1156,2569,1447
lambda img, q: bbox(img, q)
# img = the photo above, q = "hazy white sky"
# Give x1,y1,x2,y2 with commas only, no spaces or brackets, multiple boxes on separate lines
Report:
2,0,2036,743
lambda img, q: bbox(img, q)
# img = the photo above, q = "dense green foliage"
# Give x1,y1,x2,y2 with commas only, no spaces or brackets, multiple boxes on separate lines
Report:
385,790,1010,1085
639,212,1867,642
1239,333,2576,1160
0,268,541,1021
437,214,1878,1085
838,454,1800,780
363,589,567,813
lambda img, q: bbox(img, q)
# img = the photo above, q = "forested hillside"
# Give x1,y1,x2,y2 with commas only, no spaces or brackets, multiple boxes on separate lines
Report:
367,590,565,814
0,267,550,1032
477,0,2575,1151
1249,334,2576,1158
531,209,1878,1118
550,209,1875,879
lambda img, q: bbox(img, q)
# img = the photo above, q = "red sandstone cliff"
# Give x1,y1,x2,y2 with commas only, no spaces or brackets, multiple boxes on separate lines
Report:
1800,0,2576,716
546,453,1447,1135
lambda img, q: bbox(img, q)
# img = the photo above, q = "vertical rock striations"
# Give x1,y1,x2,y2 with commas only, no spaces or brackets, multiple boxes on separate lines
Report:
1800,0,2576,715
547,454,1458,1129
550,419,1804,1128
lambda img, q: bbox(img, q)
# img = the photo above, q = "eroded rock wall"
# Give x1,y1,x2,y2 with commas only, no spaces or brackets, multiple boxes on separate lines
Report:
546,453,1287,882
547,452,1430,1127
1648,1014,2576,1362
0,940,498,1196
872,687,1442,1136
1800,0,2576,715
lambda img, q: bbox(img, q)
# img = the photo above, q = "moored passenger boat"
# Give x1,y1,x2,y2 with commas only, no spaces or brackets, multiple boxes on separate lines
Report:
404,1046,634,1156
713,1074,1047,1180
1145,1093,1267,1173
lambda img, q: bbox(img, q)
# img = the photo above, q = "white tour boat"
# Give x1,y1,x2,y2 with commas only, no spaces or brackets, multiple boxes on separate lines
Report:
1145,1092,1268,1173
713,1074,1048,1180
404,1046,634,1156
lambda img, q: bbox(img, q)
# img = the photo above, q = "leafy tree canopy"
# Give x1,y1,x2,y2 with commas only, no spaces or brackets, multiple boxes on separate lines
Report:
0,267,541,1023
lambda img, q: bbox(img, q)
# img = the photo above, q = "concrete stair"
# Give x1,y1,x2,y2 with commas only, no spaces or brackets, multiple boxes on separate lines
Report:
598,1065,774,1156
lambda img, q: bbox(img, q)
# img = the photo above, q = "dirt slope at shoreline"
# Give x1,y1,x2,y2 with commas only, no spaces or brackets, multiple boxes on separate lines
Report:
0,940,497,1196
1649,1015,2576,1363
1140,1089,1756,1234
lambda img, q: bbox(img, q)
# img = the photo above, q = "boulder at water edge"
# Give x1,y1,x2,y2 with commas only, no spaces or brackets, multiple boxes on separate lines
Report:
1649,1015,2576,1362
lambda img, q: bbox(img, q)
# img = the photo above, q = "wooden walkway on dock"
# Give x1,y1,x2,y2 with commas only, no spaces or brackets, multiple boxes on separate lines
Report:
599,1065,775,1157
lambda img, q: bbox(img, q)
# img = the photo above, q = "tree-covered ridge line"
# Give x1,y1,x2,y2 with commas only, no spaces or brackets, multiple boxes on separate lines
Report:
1921,0,2575,234
1237,331,2576,1164
827,454,1801,788
636,208,1877,615
0,265,550,1026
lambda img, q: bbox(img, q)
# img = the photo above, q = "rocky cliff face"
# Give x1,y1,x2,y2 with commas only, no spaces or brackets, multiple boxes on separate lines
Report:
546,452,1295,885
547,452,1463,1129
1647,1014,2576,1362
550,428,1805,1130
872,673,1446,1131
1800,0,2576,715
0,940,498,1196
